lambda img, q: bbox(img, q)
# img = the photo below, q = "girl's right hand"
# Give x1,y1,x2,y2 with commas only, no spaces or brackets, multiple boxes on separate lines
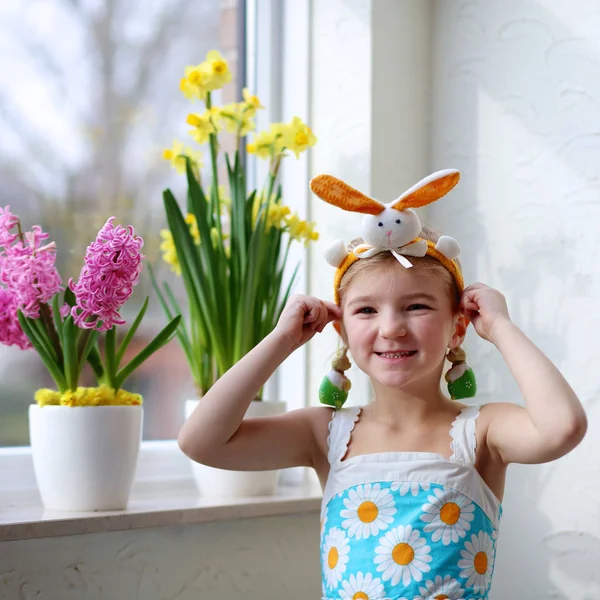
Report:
275,294,342,351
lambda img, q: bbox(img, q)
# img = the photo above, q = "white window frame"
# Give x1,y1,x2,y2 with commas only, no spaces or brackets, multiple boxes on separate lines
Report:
0,0,312,497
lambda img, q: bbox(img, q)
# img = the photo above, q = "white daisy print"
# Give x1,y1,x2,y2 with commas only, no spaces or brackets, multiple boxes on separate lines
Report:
322,527,351,590
416,574,465,599
391,480,430,496
420,488,475,545
339,572,385,600
458,531,495,593
374,524,432,587
341,483,396,539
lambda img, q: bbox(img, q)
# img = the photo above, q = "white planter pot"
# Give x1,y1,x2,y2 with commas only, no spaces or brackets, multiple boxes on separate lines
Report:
184,399,286,498
29,404,143,511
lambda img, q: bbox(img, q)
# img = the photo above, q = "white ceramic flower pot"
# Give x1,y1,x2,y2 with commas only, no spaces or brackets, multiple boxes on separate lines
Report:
184,398,286,497
29,404,143,511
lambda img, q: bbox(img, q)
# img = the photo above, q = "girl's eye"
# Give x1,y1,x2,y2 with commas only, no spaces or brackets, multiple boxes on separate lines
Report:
407,304,431,311
357,307,376,314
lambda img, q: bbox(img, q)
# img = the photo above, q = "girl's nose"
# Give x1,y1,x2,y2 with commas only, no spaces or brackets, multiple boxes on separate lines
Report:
379,313,408,338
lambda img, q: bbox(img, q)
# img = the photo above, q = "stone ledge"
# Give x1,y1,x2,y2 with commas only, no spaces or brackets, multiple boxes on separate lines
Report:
0,484,322,542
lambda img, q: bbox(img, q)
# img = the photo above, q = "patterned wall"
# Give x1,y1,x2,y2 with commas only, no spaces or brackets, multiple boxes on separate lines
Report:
430,2,600,598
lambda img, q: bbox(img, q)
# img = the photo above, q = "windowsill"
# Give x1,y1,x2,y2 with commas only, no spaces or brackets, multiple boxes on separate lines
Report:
0,481,322,543
0,441,322,543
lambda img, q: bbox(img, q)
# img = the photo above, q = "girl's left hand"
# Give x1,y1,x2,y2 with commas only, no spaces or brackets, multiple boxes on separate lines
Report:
460,283,512,343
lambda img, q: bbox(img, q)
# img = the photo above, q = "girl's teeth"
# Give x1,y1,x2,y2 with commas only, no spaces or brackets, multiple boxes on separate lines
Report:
380,352,413,358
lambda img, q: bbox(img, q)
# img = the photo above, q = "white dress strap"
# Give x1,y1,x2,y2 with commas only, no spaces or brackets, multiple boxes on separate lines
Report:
449,404,481,464
327,406,361,464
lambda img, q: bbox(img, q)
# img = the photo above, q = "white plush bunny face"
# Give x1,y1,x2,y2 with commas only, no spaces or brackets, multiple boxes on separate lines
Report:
361,208,421,249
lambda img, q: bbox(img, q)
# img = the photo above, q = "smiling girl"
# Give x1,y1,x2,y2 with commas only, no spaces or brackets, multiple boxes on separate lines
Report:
178,172,587,599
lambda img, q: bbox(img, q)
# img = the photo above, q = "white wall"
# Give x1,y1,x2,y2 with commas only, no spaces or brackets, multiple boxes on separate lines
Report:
430,1,600,598
0,513,320,600
308,0,434,407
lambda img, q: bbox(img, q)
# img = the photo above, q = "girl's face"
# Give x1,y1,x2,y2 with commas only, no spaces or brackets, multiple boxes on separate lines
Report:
340,261,464,394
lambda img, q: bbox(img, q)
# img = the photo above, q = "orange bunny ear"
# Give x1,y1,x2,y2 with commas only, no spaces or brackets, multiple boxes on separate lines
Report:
310,175,384,216
390,169,460,211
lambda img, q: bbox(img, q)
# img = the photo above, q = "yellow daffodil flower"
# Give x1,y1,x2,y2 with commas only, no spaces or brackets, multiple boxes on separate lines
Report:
301,221,319,246
187,110,219,145
162,140,203,174
180,65,211,101
252,194,286,226
159,229,180,274
285,213,307,240
202,50,232,91
247,124,286,160
266,204,292,230
185,213,201,244
242,88,265,117
281,116,317,158
282,212,318,244
219,102,256,137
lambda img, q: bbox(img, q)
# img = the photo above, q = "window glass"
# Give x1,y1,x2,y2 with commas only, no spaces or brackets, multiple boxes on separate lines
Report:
0,0,242,445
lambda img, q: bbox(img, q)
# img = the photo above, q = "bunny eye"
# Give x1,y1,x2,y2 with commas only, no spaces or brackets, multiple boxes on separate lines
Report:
378,222,383,227
395,219,401,224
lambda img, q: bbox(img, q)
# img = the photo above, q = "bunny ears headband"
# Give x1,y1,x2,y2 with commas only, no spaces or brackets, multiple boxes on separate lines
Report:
310,169,464,305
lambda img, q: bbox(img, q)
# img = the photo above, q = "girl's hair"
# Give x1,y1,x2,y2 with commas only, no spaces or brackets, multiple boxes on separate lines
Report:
338,224,462,311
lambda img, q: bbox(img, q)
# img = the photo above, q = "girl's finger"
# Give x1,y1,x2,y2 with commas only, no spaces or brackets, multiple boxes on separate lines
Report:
303,304,320,324
324,301,343,318
312,303,329,329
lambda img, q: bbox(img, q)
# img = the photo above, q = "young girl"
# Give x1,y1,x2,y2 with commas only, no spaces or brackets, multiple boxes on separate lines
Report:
178,171,587,599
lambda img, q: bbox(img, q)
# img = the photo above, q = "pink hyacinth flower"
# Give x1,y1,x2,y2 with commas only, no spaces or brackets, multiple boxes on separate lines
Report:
69,217,144,332
0,225,62,319
0,205,19,247
0,287,32,350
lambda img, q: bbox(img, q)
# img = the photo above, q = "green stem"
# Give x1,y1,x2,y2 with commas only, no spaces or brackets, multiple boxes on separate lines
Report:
205,92,222,237
104,326,117,390
265,154,282,207
39,301,63,367
61,316,79,391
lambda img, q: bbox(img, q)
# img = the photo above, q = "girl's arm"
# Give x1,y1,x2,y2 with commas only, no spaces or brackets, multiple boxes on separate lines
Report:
461,283,587,465
178,294,341,471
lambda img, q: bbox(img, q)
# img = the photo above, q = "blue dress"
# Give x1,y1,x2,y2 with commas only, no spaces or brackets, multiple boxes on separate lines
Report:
320,405,502,600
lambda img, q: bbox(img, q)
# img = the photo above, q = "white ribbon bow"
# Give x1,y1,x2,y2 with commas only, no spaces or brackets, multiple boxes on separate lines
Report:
353,239,429,269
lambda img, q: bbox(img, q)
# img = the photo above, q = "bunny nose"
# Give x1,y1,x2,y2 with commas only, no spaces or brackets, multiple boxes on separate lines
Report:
386,230,392,239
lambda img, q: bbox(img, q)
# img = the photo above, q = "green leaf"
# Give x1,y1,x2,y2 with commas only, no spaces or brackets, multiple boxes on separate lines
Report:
104,326,117,388
51,294,64,340
148,263,207,390
115,315,181,390
165,185,228,374
18,311,67,391
87,345,105,381
27,314,60,365
64,286,76,308
77,329,99,380
61,316,80,390
115,297,149,368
